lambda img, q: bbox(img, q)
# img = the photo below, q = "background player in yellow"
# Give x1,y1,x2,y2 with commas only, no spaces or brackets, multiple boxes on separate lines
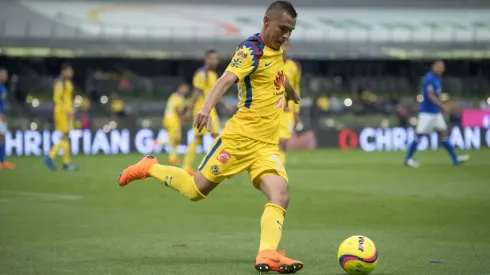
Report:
162,83,189,165
182,49,234,175
43,63,79,171
278,39,301,166
118,1,303,273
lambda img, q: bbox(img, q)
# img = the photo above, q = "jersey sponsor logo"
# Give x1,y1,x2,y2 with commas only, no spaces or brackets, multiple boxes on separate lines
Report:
217,149,231,164
274,71,285,90
276,97,284,110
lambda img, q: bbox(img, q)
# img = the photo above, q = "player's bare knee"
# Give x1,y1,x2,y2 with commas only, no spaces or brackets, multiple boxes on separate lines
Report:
439,130,449,138
259,175,290,209
193,171,218,197
0,134,4,143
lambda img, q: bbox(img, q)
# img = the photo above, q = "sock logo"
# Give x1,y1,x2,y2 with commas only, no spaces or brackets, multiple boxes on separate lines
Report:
277,220,283,231
164,176,173,187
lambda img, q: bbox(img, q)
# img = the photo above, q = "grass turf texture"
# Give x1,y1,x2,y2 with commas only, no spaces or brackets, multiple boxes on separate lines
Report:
1,149,489,275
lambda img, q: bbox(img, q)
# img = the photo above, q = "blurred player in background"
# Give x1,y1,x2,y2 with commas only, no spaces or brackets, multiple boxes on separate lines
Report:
163,83,190,165
0,68,14,170
278,39,301,165
404,60,469,168
182,49,234,175
44,63,79,171
118,1,304,273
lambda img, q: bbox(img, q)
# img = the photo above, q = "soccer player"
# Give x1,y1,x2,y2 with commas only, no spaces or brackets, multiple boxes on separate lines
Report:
118,1,303,273
278,39,301,165
163,83,190,165
181,49,234,175
404,60,469,168
0,68,14,170
43,63,79,171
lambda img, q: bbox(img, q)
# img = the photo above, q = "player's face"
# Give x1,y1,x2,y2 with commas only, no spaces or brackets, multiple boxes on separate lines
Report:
433,61,445,76
205,53,220,70
0,70,8,83
178,83,190,96
63,67,74,79
263,13,296,50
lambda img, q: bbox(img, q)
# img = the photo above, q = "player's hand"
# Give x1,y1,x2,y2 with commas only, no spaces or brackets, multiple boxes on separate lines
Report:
194,109,212,133
285,90,300,104
0,113,4,121
441,105,450,113
66,110,74,119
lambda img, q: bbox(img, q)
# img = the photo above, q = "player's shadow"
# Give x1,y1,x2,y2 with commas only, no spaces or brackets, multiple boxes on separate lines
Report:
108,255,251,265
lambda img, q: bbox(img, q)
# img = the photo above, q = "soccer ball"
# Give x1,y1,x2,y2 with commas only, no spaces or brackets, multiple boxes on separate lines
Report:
338,235,378,275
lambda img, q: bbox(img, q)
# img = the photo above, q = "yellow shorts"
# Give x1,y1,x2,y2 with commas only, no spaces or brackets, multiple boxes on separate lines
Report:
54,112,73,134
279,111,294,140
193,111,220,136
197,133,288,188
163,118,182,143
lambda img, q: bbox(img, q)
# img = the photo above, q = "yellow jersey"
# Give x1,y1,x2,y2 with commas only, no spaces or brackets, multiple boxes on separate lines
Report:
53,77,73,114
192,67,218,116
164,92,186,123
223,33,286,144
283,59,301,113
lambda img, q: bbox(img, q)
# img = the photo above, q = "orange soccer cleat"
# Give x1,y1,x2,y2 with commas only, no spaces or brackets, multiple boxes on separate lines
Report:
168,158,179,166
0,161,15,170
118,155,158,187
255,250,304,274
185,168,195,176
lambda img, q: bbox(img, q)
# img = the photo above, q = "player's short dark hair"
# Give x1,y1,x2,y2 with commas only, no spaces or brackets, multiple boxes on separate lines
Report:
266,1,297,19
60,62,72,71
0,67,6,72
205,49,217,56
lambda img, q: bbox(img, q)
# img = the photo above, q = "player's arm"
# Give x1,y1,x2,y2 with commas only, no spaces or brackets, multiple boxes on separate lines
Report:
426,83,447,112
291,65,301,125
285,77,300,104
184,72,206,119
0,88,6,120
195,43,257,131
53,81,65,112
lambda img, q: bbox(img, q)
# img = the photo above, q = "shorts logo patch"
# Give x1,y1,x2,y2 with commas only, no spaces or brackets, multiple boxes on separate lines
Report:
210,164,220,175
217,150,231,164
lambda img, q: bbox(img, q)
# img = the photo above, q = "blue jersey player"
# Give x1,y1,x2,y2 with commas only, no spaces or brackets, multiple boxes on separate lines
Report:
0,68,14,169
404,60,469,168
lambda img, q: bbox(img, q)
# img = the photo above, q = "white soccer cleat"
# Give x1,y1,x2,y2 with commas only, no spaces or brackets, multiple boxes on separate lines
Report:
404,158,420,168
457,154,470,163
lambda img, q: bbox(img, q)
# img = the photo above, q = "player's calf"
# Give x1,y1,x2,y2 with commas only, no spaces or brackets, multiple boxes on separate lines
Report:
118,156,215,202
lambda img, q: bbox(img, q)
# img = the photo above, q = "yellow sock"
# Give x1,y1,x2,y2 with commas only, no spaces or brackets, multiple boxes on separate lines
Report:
259,203,286,251
48,143,62,159
149,164,205,201
182,139,200,170
60,140,71,165
278,151,286,166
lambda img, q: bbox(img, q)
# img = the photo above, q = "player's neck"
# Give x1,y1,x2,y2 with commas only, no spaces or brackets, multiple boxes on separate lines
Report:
258,31,279,50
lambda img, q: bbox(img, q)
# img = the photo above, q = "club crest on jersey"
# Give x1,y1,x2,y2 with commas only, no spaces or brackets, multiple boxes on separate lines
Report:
210,164,220,175
274,71,285,90
217,149,231,164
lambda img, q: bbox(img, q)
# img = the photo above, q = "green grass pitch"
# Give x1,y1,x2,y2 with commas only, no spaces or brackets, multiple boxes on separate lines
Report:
1,149,490,275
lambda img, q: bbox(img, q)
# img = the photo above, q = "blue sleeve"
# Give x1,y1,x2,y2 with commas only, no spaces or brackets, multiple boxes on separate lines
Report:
0,87,6,114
